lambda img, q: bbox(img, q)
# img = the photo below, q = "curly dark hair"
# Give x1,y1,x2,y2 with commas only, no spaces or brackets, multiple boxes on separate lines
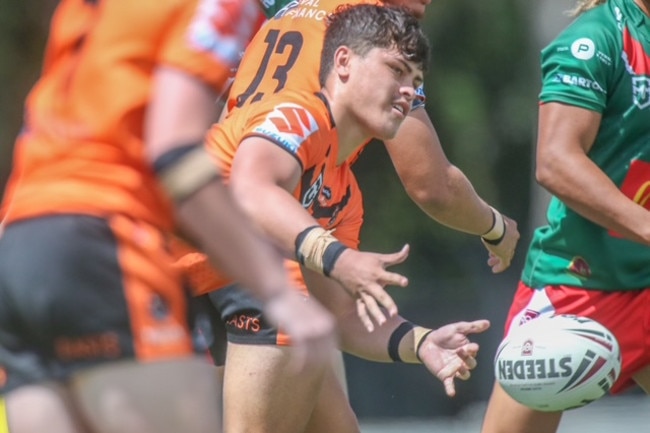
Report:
318,4,430,86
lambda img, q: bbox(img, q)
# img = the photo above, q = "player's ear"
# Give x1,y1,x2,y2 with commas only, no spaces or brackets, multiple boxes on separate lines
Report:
333,45,352,80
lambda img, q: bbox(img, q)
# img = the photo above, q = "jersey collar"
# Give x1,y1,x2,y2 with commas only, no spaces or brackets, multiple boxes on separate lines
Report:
315,92,336,129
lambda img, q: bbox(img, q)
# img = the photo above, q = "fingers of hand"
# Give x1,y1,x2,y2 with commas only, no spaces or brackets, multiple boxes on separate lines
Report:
356,297,375,332
443,377,456,397
379,270,408,289
455,368,471,381
382,244,410,267
359,291,388,326
468,319,490,333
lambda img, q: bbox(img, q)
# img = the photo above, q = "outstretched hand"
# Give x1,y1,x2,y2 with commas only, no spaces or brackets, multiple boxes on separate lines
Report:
482,214,519,273
417,319,491,397
329,244,410,332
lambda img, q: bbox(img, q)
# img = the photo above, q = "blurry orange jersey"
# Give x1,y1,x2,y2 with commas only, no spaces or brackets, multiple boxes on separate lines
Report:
188,90,364,295
1,0,262,230
227,0,376,113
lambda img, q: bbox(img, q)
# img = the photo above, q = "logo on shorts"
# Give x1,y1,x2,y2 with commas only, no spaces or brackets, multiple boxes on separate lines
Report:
571,38,595,60
55,333,121,360
568,256,591,279
226,314,261,333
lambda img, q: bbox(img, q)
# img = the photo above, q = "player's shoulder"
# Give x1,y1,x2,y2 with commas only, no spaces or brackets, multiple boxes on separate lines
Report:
246,91,332,155
546,2,621,53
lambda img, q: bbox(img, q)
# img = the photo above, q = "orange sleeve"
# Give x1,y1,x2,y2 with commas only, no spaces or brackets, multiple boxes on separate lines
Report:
160,0,262,92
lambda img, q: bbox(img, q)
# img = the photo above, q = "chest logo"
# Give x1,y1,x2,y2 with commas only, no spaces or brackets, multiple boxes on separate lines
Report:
632,76,650,109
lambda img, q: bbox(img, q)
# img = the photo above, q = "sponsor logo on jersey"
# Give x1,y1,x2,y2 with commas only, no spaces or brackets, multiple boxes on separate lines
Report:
301,171,324,208
621,27,650,108
254,103,320,154
632,76,650,109
568,256,591,279
300,166,351,226
276,0,327,20
633,180,650,208
571,38,595,60
553,74,605,93
150,293,170,320
188,0,261,65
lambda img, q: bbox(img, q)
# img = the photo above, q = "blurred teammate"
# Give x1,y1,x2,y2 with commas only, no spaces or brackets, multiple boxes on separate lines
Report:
0,1,336,432
187,4,491,433
480,1,650,432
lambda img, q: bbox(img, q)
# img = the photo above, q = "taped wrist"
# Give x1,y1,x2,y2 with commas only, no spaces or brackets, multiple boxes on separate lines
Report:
481,206,506,245
415,328,434,363
153,143,220,204
295,226,348,276
387,321,415,362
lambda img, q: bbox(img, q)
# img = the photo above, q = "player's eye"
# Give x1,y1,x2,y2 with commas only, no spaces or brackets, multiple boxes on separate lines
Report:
391,65,404,77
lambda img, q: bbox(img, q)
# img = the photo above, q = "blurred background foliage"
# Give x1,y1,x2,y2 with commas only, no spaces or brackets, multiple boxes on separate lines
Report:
0,0,575,420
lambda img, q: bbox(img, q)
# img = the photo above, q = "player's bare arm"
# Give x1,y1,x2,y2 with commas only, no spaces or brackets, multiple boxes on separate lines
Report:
384,108,520,272
537,102,650,246
229,135,408,325
304,266,489,396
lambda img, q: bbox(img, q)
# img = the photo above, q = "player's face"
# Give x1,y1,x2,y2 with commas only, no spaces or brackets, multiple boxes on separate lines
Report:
383,0,431,19
347,47,423,140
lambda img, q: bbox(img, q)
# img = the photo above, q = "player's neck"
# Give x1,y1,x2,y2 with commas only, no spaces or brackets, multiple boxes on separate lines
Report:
320,89,370,165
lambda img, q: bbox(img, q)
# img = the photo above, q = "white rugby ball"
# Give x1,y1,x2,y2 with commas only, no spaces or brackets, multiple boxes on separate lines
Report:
494,314,621,412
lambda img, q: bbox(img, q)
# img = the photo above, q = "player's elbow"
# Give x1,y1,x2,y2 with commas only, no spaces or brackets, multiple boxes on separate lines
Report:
404,167,461,215
535,150,564,193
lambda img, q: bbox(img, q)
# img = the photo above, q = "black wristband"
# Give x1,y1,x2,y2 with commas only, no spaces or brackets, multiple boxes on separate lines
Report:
388,321,415,362
415,329,434,363
322,241,348,277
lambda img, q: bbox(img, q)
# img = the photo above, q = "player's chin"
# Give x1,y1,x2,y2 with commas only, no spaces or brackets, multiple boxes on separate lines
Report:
386,117,408,138
374,125,400,141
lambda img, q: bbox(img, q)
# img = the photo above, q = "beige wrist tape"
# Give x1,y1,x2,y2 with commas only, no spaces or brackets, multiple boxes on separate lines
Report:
481,206,505,242
159,147,220,203
296,226,346,276
413,327,434,363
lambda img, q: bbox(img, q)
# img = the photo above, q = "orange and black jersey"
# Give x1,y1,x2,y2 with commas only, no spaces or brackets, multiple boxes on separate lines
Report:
208,90,363,242
227,0,377,113
185,90,364,296
227,0,425,165
1,0,260,230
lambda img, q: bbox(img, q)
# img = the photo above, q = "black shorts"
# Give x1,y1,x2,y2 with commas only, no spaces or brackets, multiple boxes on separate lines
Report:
0,215,196,394
195,283,294,366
